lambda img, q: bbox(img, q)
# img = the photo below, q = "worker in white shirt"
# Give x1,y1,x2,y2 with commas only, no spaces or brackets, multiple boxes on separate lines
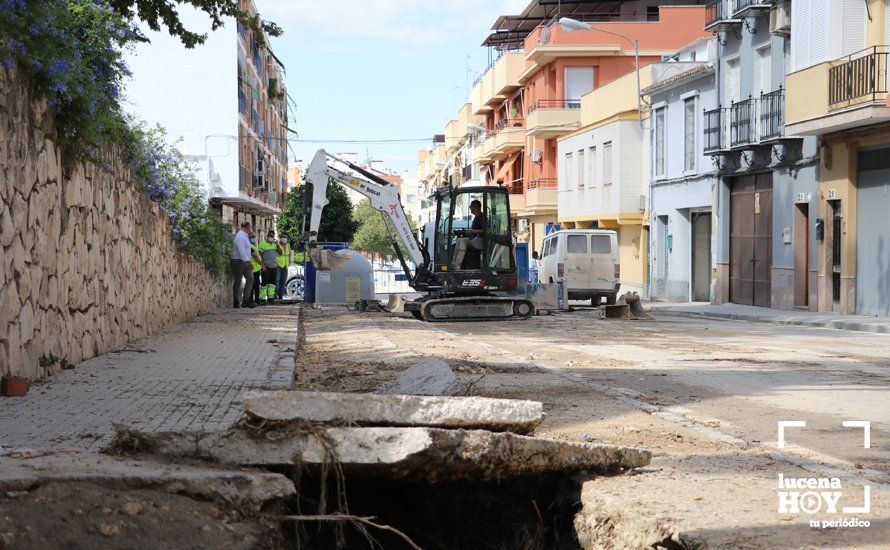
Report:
231,221,257,308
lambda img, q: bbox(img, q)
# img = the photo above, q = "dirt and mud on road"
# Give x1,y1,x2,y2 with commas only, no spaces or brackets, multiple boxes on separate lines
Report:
298,306,890,549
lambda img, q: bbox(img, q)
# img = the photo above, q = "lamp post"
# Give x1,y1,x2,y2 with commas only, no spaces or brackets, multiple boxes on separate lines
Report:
558,17,649,125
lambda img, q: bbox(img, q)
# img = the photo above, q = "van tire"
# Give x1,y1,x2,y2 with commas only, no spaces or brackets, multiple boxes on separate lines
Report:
606,293,617,305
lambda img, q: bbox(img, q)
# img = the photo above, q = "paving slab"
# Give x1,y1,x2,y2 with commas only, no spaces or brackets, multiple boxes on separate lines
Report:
376,357,461,396
0,451,294,510
115,425,650,482
243,390,544,434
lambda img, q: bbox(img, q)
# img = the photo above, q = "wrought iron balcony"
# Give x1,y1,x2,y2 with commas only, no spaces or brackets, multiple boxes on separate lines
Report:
703,107,725,153
829,46,890,109
730,98,755,147
759,88,784,141
733,0,774,17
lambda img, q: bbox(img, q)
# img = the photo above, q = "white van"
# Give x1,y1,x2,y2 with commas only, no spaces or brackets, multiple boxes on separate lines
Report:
538,229,620,305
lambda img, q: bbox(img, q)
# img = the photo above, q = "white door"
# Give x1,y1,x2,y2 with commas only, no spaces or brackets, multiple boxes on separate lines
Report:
564,67,595,105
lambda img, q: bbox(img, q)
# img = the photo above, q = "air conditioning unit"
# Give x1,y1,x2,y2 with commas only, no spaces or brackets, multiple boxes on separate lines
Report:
770,1,790,35
530,148,543,163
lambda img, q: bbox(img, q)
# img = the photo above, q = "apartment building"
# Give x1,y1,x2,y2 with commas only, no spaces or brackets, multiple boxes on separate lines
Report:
703,0,818,310
557,68,653,294
784,0,890,316
471,2,710,253
126,0,288,235
643,38,717,302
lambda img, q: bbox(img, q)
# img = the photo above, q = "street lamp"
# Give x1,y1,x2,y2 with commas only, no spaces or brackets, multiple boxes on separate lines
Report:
558,17,649,124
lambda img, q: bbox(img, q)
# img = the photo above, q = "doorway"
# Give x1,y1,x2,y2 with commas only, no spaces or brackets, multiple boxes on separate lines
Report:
729,173,773,307
793,203,810,308
691,212,712,302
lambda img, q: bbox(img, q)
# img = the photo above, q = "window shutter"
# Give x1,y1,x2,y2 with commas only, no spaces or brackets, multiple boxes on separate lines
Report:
842,0,866,57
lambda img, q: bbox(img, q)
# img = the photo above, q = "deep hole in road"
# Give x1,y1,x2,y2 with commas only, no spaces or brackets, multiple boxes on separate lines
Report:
278,468,584,549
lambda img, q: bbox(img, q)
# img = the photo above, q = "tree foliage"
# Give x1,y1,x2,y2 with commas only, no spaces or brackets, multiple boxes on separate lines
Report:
352,199,418,259
107,0,282,48
278,183,359,245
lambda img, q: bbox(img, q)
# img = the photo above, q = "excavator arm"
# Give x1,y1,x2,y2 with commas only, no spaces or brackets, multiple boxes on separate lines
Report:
301,149,426,277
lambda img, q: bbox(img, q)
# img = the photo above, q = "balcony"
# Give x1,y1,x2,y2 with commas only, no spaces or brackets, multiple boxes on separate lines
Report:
523,179,558,215
787,47,890,136
491,118,526,157
473,136,495,164
526,100,582,138
704,0,742,31
239,164,250,192
444,119,461,153
829,46,889,110
487,52,525,107
703,107,726,153
732,0,773,18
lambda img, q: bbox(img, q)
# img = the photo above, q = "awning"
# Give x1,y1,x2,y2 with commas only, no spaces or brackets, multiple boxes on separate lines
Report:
494,152,520,183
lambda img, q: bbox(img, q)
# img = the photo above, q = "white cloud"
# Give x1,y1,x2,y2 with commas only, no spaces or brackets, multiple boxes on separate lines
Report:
260,0,528,48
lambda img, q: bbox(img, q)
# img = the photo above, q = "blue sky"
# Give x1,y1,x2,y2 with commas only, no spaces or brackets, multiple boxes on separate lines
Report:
262,0,528,175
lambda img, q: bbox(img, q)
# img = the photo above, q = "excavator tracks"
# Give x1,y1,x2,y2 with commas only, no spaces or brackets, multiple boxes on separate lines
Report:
410,296,535,322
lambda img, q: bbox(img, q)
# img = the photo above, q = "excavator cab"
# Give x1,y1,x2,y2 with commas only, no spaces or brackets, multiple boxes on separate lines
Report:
429,186,518,294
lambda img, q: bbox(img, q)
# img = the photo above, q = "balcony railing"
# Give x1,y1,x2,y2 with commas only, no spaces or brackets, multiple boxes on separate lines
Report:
829,46,890,108
501,178,524,194
493,118,525,133
759,88,784,141
730,98,755,147
527,178,558,189
705,0,725,28
704,88,789,153
733,0,772,15
527,99,582,114
703,107,725,153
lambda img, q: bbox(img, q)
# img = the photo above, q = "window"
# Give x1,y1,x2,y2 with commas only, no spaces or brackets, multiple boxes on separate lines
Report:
542,239,551,257
564,67,595,105
684,97,696,172
603,142,613,184
591,235,611,254
654,107,665,177
588,146,597,187
564,153,573,190
567,234,588,254
577,149,585,189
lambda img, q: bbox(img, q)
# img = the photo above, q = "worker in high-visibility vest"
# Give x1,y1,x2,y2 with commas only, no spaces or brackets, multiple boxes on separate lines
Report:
257,230,279,303
274,233,292,300
249,232,264,305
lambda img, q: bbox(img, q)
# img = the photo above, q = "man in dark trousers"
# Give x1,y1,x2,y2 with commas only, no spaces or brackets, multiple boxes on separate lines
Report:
230,221,256,308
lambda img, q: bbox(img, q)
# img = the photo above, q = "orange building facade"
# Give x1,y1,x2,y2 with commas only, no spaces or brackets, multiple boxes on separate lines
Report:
426,2,711,253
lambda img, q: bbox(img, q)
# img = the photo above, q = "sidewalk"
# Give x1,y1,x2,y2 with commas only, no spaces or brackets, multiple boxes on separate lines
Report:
0,306,299,453
650,302,890,334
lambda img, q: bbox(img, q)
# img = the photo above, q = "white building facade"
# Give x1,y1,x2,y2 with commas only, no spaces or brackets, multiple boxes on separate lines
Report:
125,1,287,234
644,38,718,302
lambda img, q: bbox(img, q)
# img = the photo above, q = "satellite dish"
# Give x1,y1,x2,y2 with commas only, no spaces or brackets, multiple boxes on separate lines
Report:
539,26,551,45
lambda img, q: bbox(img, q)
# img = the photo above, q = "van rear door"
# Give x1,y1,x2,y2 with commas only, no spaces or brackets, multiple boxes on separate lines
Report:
565,233,590,289
589,233,615,290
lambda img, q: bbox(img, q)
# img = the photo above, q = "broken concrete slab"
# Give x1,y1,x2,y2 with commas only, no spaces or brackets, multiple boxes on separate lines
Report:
0,451,294,510
243,391,544,434
376,358,461,396
115,425,650,482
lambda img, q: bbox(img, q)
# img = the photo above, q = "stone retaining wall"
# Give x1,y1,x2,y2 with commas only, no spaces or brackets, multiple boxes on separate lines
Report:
0,67,229,381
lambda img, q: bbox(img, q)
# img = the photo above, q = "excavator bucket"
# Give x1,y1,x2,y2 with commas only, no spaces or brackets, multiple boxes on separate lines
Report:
308,248,353,271
604,292,652,320
384,294,407,313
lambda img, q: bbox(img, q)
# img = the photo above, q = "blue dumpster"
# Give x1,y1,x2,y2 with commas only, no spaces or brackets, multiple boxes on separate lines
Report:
304,242,349,305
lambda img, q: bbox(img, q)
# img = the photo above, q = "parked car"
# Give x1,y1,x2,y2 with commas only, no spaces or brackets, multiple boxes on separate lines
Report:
538,229,620,305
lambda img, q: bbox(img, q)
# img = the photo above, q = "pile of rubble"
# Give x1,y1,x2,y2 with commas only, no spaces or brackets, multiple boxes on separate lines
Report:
115,391,651,482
